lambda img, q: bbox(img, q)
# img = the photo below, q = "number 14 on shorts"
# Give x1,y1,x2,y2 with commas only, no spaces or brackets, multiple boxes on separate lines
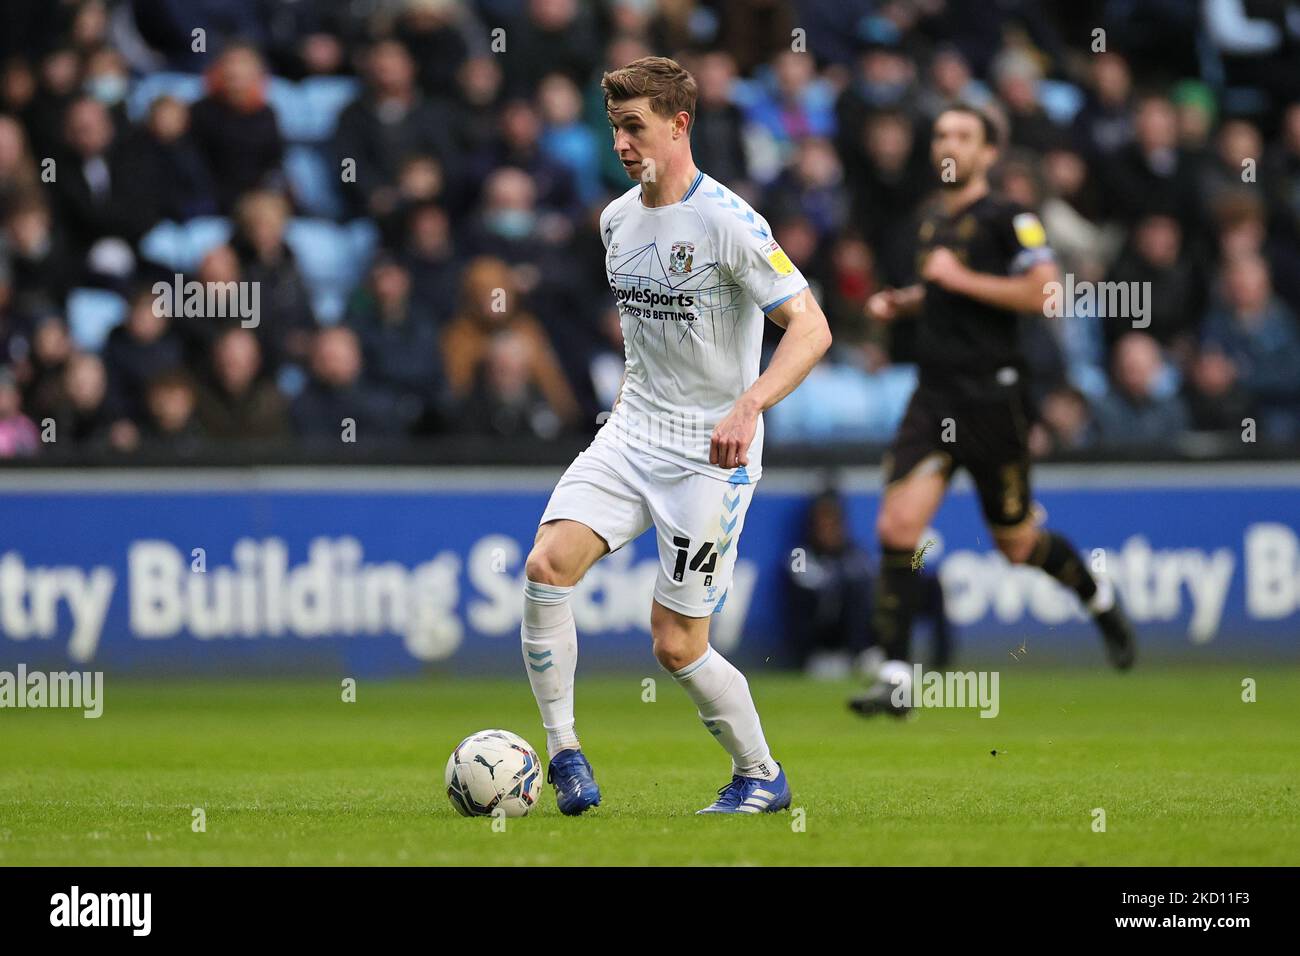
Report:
672,536,718,584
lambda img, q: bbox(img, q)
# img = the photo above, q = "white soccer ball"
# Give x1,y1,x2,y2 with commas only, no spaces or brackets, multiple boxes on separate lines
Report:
444,729,543,817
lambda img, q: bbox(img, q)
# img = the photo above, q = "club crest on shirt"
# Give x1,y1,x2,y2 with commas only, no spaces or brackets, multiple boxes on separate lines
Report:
670,241,694,274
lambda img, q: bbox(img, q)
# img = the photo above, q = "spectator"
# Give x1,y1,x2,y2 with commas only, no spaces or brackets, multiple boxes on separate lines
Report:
441,256,579,430
1106,93,1205,231
459,328,566,439
102,287,185,423
499,0,602,98
1202,254,1300,440
1029,384,1098,457
0,364,37,456
537,72,602,206
767,137,849,241
140,367,204,454
188,43,285,214
2,191,79,315
0,114,39,211
49,351,116,449
290,326,397,441
373,154,448,250
1094,332,1191,448
1071,50,1134,159
399,202,460,321
194,326,289,440
917,45,995,122
783,490,874,676
53,96,157,253
395,0,477,98
333,37,456,220
1184,347,1253,435
468,100,581,224
19,313,73,422
845,110,931,285
229,191,316,369
1105,214,1205,358
130,96,219,221
689,51,748,189
991,48,1059,154
344,257,444,432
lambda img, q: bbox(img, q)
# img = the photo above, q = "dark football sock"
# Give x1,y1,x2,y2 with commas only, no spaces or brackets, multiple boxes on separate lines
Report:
873,546,919,663
1027,530,1098,604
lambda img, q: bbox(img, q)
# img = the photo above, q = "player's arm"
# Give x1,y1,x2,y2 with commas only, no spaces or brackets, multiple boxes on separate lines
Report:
710,287,832,468
865,284,925,322
921,248,1058,314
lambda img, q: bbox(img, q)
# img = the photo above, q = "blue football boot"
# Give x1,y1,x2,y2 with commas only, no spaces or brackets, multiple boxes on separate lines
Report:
696,763,791,814
547,749,601,815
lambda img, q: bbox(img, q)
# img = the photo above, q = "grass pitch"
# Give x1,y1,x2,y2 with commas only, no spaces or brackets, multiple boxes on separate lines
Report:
1,666,1297,866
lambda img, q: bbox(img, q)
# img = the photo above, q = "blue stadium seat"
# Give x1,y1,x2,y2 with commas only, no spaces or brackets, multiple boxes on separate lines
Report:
268,76,361,143
66,288,129,351
295,76,363,141
285,218,375,324
126,72,206,123
138,217,231,273
184,217,234,266
1039,80,1084,125
285,144,344,219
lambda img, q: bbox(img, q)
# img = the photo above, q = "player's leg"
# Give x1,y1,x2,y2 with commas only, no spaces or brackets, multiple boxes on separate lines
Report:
851,387,953,717
642,466,788,812
969,405,1136,670
525,441,652,814
848,465,948,716
522,518,608,754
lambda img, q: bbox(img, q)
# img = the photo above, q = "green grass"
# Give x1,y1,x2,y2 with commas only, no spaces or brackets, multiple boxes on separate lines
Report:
1,666,1297,865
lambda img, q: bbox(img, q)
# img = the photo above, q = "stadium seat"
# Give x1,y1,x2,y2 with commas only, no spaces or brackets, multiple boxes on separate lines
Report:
285,218,376,324
139,217,233,273
284,145,344,219
126,72,206,123
1038,80,1085,124
66,288,129,351
290,76,363,142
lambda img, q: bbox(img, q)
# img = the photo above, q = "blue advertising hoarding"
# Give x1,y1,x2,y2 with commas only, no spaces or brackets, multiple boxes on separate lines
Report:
0,464,1296,674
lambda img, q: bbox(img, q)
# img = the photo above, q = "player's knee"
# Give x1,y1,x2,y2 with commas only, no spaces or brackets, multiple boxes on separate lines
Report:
652,637,695,672
651,624,700,672
524,546,577,588
876,509,921,550
995,532,1035,564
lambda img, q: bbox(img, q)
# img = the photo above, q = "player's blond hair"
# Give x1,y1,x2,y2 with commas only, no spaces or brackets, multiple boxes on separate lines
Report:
601,56,697,133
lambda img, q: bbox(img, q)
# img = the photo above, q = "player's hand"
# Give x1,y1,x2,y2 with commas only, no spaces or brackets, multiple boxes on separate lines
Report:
865,290,901,322
920,247,969,291
710,399,759,469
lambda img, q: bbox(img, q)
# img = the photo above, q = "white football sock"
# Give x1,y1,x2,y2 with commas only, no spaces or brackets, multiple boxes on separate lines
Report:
521,579,580,758
880,658,914,693
1087,574,1115,614
671,647,778,780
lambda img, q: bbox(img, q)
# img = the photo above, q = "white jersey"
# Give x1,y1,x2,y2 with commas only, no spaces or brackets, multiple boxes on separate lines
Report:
599,170,808,483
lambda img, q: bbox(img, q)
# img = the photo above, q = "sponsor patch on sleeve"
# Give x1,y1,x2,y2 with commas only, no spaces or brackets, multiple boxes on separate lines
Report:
1012,212,1047,249
761,238,795,275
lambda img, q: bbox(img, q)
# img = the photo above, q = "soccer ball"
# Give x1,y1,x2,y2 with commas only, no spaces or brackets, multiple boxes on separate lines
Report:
445,729,543,817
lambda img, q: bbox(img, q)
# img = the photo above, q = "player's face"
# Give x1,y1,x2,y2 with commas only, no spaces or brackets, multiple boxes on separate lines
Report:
607,97,678,181
931,111,995,187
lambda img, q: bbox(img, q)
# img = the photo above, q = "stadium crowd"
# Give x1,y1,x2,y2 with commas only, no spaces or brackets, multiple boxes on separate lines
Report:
2,0,1300,460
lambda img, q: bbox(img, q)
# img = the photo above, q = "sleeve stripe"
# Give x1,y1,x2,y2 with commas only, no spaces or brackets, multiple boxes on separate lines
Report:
761,286,808,313
1010,247,1055,274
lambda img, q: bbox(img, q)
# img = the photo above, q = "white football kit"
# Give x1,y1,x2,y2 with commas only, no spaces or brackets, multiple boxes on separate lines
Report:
540,170,808,616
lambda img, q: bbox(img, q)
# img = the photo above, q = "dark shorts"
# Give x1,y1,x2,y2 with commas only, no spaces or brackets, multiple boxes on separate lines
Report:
882,382,1033,529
